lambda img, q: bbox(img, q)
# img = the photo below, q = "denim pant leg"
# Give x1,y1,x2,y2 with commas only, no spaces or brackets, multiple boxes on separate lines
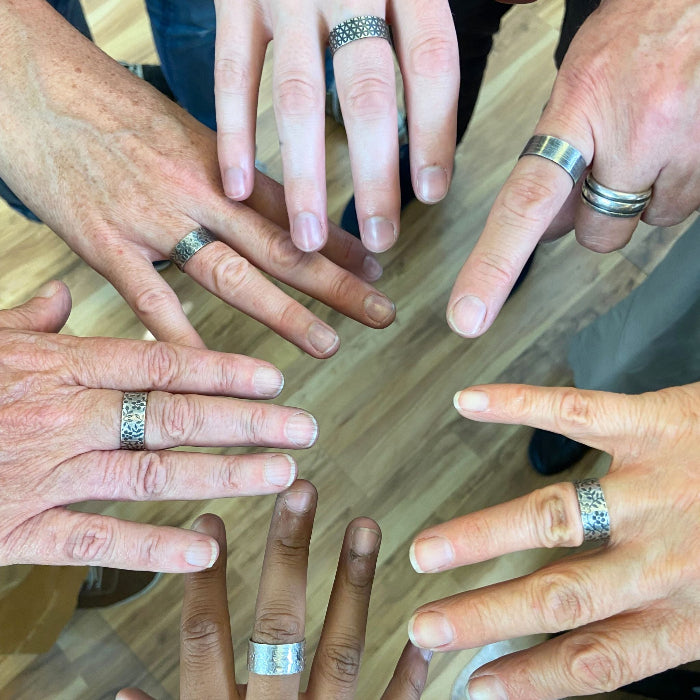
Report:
144,0,217,130
0,0,92,221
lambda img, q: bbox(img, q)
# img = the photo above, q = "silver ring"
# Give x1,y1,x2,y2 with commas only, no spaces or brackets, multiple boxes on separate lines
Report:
120,391,148,450
247,640,305,675
574,478,611,543
581,173,652,218
329,16,391,57
519,135,587,184
169,227,217,271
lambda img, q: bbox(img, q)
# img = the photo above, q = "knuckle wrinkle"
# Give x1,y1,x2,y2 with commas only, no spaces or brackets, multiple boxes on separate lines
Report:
253,610,303,644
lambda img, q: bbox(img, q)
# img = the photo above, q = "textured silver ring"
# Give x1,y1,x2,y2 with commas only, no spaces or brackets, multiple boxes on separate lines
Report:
247,640,305,675
574,478,611,543
170,227,217,271
120,391,148,450
329,16,391,57
519,134,587,185
581,173,652,218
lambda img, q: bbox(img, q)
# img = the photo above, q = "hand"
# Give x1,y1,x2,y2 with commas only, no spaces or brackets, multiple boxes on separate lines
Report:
117,481,432,699
447,0,700,337
213,0,460,253
0,283,320,573
407,382,700,698
0,0,394,356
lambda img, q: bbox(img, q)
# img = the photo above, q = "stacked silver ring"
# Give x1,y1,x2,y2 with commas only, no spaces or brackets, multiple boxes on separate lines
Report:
120,391,148,450
248,640,305,675
581,174,652,218
574,478,611,543
170,227,217,271
328,16,392,57
519,135,587,185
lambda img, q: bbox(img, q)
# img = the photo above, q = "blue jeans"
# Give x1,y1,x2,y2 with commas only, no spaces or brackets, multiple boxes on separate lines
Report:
0,0,217,221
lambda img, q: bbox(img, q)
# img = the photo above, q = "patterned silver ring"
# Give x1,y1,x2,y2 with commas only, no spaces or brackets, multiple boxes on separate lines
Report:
574,478,611,543
519,134,587,185
169,227,217,271
247,640,305,675
328,16,392,57
581,173,652,218
120,391,148,450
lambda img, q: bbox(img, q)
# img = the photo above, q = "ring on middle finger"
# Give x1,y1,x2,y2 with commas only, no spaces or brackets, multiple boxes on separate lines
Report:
581,173,652,218
247,640,306,676
573,478,611,543
120,391,149,450
169,226,218,271
328,16,392,57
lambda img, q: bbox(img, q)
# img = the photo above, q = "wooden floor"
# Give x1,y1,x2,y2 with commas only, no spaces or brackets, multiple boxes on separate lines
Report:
0,1,695,698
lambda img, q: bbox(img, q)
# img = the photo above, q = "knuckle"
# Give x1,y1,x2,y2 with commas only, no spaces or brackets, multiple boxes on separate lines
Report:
253,608,303,644
236,404,270,444
408,34,458,79
498,176,559,229
532,570,592,630
145,343,182,390
65,515,115,563
138,530,164,569
161,394,206,443
318,640,363,686
219,456,244,492
578,234,625,254
470,250,520,291
528,486,580,548
275,72,322,116
566,633,628,693
265,232,307,270
556,389,594,431
181,611,229,658
133,451,169,499
394,665,427,698
132,285,177,320
344,74,395,120
210,250,252,297
214,57,248,94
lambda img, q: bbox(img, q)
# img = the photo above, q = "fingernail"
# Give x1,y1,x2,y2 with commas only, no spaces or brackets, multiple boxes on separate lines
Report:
362,255,383,282
417,166,448,203
185,539,218,569
224,166,247,199
36,281,58,298
293,212,324,252
454,390,489,412
308,322,339,355
467,675,508,700
284,488,314,513
363,217,397,253
264,454,296,488
408,611,454,649
253,366,284,397
285,411,318,448
351,527,381,556
448,295,487,337
410,537,454,573
364,293,395,325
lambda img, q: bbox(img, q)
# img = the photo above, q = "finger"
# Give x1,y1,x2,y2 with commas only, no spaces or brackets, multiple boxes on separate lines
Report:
61,336,285,398
466,608,698,700
331,11,401,253
181,514,239,699
642,167,700,227
214,0,267,201
184,240,342,358
247,480,317,699
105,249,206,348
453,383,642,455
306,517,382,699
80,389,318,451
380,643,431,700
56,451,297,503
408,551,651,651
0,280,72,333
13,509,219,572
391,1,460,204
116,689,155,700
271,19,327,252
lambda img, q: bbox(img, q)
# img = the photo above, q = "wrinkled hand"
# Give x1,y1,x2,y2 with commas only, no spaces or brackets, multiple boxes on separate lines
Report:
213,0,459,253
117,481,431,699
0,283,321,573
448,0,700,337
0,0,394,356
407,382,700,698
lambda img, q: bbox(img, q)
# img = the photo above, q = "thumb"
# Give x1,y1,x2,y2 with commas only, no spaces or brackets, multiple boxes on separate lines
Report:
0,281,72,333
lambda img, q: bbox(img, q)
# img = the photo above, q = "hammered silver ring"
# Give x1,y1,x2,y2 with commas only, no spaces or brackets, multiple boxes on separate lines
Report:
519,134,587,185
247,640,305,676
574,478,611,543
120,391,148,450
581,173,652,218
169,227,217,271
328,16,391,57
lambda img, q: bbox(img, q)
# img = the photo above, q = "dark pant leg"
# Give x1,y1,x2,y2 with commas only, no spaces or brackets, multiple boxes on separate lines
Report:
555,0,601,67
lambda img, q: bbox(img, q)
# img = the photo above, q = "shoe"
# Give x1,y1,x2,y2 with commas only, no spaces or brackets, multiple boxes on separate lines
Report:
528,428,591,475
77,567,162,609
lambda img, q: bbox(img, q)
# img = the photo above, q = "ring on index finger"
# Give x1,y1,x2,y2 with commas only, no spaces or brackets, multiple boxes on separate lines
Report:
574,478,611,543
519,135,587,185
328,16,392,57
170,227,218,271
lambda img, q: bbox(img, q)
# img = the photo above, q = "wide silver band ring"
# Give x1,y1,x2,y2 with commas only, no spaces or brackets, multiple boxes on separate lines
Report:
247,640,305,675
120,391,148,450
170,227,217,271
581,173,652,218
329,16,391,57
519,135,587,185
574,478,611,543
